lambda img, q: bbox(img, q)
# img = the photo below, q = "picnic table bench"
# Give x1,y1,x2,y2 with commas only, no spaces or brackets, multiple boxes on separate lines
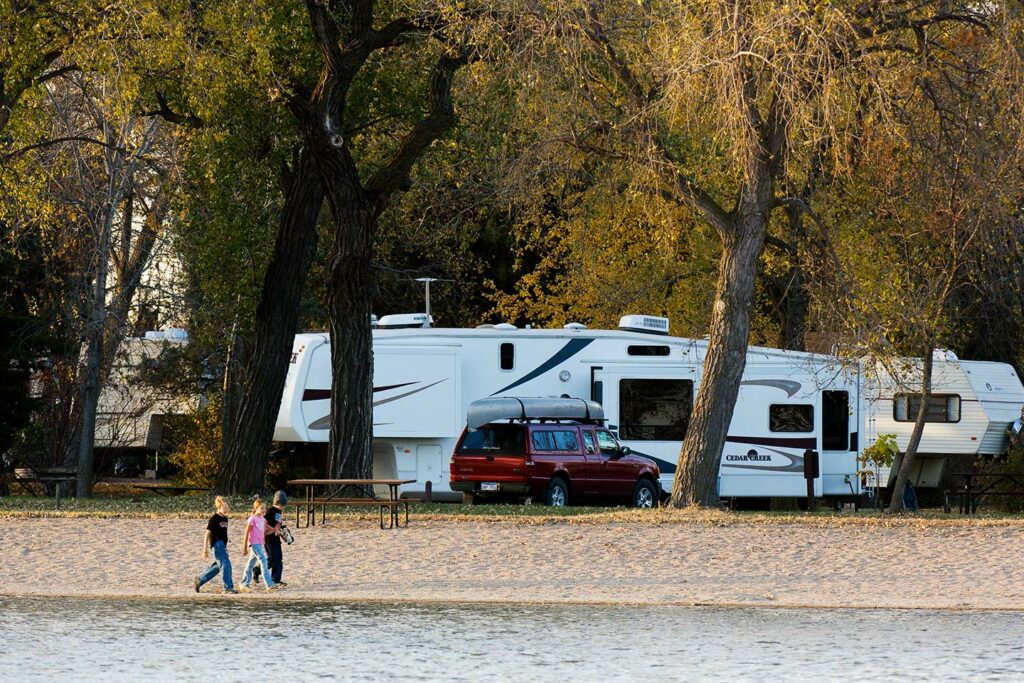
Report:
5,467,78,509
944,471,1024,514
127,482,208,497
288,479,415,530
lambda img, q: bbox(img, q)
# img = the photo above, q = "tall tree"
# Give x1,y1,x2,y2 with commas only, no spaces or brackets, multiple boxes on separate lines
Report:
287,1,471,479
2,68,178,494
513,0,1000,506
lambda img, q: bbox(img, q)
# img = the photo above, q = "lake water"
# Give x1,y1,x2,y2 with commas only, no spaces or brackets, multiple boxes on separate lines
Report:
1,597,1022,681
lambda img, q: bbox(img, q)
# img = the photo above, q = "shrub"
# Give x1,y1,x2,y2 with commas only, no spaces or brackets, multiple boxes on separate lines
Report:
165,398,221,488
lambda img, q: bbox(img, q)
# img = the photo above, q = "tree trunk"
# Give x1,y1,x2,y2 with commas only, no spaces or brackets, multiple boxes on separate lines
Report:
886,343,934,514
75,322,103,497
779,204,807,352
76,209,116,498
214,149,324,495
320,164,375,480
219,328,245,477
670,168,773,508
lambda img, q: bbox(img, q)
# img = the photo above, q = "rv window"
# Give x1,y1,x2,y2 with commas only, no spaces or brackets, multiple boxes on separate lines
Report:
531,430,580,452
619,378,694,441
627,345,670,356
592,380,604,405
769,404,814,432
458,426,525,455
499,343,515,370
893,394,961,423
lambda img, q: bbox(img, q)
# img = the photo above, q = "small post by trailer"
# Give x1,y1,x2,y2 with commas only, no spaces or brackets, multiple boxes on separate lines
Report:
803,449,819,511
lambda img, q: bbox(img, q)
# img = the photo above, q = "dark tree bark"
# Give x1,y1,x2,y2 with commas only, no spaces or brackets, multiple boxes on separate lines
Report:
321,177,375,479
886,344,935,514
777,205,808,352
576,8,785,508
214,149,324,494
669,147,778,507
291,1,467,480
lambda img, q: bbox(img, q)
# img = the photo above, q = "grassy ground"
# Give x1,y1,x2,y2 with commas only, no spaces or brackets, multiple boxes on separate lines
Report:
3,489,1024,526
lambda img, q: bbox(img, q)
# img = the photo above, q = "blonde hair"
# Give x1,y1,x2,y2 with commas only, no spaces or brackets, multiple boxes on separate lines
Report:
214,496,227,512
252,498,265,513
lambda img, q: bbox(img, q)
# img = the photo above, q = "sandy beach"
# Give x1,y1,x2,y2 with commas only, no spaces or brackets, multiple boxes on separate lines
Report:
3,514,1023,610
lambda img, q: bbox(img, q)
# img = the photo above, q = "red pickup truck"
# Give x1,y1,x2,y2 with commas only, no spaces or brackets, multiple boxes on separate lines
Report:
449,418,661,507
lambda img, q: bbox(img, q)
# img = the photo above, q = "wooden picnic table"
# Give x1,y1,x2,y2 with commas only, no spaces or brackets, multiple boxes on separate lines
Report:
287,478,416,530
7,467,78,509
944,471,1024,514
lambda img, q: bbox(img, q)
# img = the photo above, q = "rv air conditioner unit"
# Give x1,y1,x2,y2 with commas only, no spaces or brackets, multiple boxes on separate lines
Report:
493,323,517,330
563,322,587,330
377,313,433,329
618,315,670,336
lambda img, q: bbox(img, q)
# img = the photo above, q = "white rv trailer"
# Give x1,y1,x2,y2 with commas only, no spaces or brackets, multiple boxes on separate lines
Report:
863,353,1024,487
274,315,1024,501
274,315,1024,502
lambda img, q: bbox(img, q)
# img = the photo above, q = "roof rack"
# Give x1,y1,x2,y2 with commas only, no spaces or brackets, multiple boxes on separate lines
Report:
466,397,605,430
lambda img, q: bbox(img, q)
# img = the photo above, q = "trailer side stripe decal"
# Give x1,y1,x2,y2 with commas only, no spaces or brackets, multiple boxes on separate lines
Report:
490,338,595,396
626,449,677,474
371,379,447,407
739,379,802,397
302,381,418,402
306,379,448,431
726,435,817,449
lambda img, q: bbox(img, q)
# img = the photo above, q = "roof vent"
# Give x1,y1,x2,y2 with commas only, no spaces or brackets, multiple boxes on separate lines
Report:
377,313,432,329
618,315,670,336
563,322,587,331
493,323,517,330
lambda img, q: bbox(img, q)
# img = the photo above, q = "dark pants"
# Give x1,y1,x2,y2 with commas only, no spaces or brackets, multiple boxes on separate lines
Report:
265,541,283,583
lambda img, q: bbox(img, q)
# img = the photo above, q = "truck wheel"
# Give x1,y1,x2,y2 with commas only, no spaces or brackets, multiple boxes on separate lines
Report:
546,478,569,507
632,479,657,508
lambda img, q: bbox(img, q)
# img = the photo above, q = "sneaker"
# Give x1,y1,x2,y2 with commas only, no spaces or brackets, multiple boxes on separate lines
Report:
194,577,201,593
269,583,285,591
223,588,239,594
276,581,288,587
240,584,252,592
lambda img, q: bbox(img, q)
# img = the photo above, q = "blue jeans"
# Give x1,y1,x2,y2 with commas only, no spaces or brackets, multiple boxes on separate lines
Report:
243,544,275,588
197,539,234,590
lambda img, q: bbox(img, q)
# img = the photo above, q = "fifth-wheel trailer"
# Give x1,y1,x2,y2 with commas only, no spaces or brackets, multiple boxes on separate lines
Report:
273,314,1024,502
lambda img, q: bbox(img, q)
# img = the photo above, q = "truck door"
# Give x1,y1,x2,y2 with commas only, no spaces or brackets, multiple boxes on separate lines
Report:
594,428,634,497
581,429,602,496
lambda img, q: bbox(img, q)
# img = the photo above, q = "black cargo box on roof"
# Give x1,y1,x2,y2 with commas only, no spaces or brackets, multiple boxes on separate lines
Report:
466,397,605,430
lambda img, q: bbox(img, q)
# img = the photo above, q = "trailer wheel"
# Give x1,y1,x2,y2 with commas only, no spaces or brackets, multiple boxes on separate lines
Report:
546,477,569,507
632,479,657,509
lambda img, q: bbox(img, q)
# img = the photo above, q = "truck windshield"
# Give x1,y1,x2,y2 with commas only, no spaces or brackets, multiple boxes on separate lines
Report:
458,426,525,455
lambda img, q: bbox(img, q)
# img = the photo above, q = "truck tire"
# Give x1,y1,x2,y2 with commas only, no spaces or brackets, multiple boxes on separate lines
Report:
632,479,657,508
546,477,569,507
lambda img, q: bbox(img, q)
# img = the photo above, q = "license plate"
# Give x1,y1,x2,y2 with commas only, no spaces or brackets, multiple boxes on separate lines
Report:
480,482,499,492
